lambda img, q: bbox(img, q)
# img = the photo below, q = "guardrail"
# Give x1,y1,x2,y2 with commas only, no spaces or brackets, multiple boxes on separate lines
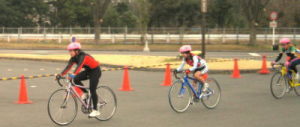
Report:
1,27,300,44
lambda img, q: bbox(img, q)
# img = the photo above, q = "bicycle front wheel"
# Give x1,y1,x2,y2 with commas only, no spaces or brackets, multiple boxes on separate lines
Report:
95,86,117,121
47,89,78,126
201,78,221,109
168,80,192,113
270,72,287,99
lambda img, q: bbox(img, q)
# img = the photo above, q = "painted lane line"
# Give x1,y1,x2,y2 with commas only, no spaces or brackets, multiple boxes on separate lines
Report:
40,68,45,71
30,85,37,88
248,53,261,57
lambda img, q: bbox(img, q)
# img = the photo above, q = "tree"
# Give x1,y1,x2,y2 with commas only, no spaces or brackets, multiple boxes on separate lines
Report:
102,3,138,28
149,0,200,27
47,0,93,27
91,0,112,44
0,0,48,27
132,0,151,44
209,0,233,28
240,0,271,45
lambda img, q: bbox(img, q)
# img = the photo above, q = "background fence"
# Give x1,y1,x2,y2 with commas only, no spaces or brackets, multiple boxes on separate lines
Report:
1,27,300,44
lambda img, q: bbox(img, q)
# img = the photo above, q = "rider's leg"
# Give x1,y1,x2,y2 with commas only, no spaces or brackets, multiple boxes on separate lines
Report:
289,59,300,72
89,67,101,110
194,71,207,89
289,59,300,80
73,71,88,93
194,71,209,91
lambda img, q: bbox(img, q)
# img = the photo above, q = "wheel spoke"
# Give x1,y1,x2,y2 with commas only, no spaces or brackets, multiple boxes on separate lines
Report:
201,78,221,109
270,72,287,99
95,86,117,121
48,89,77,126
168,80,191,113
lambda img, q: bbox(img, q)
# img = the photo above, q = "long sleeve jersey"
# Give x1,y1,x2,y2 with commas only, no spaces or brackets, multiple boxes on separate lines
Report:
61,51,100,75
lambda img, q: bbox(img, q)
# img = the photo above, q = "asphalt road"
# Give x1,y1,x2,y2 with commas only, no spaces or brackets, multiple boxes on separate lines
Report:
0,60,299,127
0,49,277,59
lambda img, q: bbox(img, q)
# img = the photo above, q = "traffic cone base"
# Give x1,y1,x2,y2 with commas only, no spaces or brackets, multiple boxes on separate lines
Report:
119,88,134,91
120,66,133,91
16,75,32,104
16,101,32,104
161,64,172,86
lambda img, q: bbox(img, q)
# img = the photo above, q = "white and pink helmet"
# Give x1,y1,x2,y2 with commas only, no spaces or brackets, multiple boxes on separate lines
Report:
279,38,291,44
179,45,192,53
67,42,81,50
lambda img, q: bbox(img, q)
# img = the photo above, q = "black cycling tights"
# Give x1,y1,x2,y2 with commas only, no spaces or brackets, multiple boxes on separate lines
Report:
73,67,101,110
289,59,300,73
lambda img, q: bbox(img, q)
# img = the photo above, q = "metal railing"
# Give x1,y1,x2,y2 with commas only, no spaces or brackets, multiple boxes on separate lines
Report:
1,27,300,44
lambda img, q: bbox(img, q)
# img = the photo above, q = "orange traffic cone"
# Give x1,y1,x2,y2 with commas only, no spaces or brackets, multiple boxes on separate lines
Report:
231,58,241,78
16,75,32,104
73,86,83,97
119,66,133,91
161,63,172,86
258,55,270,74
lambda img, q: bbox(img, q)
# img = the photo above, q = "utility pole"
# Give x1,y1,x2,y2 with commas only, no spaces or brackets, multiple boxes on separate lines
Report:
201,0,207,58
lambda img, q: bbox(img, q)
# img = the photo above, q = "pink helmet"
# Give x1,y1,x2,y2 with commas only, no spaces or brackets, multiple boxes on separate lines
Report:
67,42,81,50
279,38,291,44
179,45,192,53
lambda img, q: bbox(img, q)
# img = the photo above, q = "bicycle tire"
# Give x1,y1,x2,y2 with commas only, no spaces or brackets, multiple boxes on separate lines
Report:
270,72,287,99
95,86,117,121
47,89,78,126
201,78,221,109
293,84,300,96
168,80,192,113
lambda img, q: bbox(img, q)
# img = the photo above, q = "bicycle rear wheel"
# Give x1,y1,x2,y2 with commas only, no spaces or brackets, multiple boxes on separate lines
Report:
47,89,78,126
95,86,117,121
201,78,221,109
168,80,192,113
270,72,287,99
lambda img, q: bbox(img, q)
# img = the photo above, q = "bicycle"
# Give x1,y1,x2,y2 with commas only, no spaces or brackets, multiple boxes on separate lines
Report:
270,63,300,99
47,74,117,126
168,71,221,113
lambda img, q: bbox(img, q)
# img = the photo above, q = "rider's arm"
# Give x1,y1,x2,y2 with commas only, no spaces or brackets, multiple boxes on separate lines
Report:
176,58,185,71
61,59,75,76
275,53,283,62
189,56,199,71
73,54,86,75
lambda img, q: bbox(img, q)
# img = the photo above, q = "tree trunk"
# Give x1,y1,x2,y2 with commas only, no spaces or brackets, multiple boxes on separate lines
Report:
94,20,100,44
93,0,111,44
248,22,257,46
140,25,146,45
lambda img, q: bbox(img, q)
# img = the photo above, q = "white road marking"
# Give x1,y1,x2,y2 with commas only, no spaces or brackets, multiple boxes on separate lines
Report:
30,85,37,88
7,69,12,71
40,68,45,71
248,53,261,57
56,68,61,71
